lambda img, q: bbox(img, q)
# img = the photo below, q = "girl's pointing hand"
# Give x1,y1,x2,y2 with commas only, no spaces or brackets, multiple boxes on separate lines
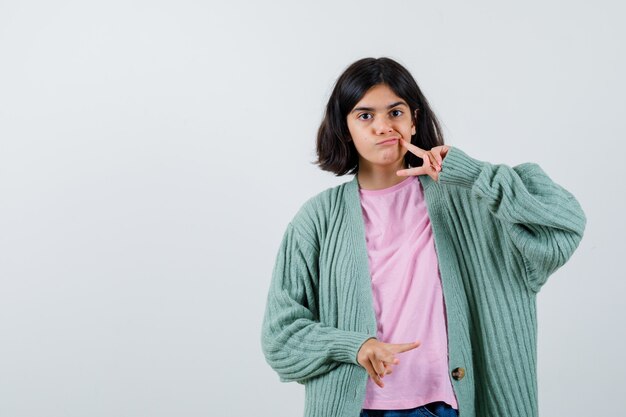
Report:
357,338,421,388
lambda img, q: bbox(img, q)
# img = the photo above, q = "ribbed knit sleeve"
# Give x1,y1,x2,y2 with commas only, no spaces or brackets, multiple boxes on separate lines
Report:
437,146,587,293
261,221,376,384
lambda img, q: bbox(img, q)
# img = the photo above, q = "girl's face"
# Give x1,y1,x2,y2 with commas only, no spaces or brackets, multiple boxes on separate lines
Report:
346,83,416,171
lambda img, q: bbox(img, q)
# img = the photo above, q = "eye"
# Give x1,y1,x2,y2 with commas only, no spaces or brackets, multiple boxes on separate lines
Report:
357,113,372,121
391,109,403,117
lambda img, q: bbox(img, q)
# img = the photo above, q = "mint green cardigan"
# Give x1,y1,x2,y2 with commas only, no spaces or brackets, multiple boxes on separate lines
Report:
260,146,586,417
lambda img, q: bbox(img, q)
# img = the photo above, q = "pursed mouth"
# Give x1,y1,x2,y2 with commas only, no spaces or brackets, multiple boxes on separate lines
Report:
377,137,400,145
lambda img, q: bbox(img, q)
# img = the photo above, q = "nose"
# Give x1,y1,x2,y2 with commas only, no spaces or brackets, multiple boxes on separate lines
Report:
373,117,394,135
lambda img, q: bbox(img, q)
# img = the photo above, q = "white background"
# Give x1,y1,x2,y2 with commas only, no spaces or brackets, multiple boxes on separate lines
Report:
0,1,623,416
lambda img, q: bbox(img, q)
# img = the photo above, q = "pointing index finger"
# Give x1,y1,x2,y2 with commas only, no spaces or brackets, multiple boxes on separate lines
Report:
390,341,421,354
399,139,426,159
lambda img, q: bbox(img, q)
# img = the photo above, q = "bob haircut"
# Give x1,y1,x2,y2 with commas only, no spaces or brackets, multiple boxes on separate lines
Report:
315,57,446,176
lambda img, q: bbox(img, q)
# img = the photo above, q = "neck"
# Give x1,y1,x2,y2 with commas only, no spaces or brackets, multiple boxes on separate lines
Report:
356,159,408,191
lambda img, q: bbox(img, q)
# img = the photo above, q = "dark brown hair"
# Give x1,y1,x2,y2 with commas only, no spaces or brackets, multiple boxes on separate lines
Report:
314,57,446,176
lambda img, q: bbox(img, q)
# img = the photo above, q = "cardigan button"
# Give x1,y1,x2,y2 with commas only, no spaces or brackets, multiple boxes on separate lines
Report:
451,367,465,381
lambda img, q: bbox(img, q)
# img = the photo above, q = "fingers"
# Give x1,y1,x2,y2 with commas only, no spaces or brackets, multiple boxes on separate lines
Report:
398,140,441,178
440,145,451,160
430,149,443,167
431,145,451,167
364,351,398,388
357,339,421,388
389,340,421,353
368,343,420,388
399,140,441,170
373,358,386,379
396,166,428,177
399,138,426,157
396,158,439,180
427,151,442,171
422,153,439,182
383,363,393,375
364,359,386,388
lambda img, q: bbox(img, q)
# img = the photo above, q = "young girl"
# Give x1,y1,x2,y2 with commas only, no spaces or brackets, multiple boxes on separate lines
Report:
261,57,586,417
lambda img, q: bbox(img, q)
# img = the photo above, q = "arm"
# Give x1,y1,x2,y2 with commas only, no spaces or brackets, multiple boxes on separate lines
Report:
260,222,375,384
438,146,587,293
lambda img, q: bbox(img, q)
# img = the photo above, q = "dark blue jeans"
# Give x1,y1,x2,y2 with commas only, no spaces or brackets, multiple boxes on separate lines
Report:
361,401,458,417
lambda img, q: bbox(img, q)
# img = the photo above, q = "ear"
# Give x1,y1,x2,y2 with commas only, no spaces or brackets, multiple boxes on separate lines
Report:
412,108,419,135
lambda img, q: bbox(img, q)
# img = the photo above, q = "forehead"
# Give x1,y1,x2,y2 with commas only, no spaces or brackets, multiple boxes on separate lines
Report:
353,84,406,107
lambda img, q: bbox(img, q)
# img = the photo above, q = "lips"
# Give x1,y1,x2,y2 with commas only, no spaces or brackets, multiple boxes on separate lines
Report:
377,137,399,145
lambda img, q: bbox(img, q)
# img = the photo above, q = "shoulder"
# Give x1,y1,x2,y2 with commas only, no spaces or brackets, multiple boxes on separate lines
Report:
293,180,349,220
289,178,354,246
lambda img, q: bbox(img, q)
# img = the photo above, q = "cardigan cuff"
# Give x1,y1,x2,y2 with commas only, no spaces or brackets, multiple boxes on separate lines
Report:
437,146,486,188
329,331,377,366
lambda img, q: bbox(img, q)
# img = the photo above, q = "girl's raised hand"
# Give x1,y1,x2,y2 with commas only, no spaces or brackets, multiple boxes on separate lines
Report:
396,140,451,182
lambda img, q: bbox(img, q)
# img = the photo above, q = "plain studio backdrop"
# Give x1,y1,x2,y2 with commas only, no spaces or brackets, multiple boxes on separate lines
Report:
0,1,623,416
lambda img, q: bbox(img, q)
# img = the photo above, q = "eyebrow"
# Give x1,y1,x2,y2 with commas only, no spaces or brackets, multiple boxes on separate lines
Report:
350,101,408,113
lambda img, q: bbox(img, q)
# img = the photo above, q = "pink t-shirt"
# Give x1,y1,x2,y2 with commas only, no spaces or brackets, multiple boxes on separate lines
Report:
358,175,458,410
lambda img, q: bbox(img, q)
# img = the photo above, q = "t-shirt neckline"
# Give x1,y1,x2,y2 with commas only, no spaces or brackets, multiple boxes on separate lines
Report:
358,175,415,196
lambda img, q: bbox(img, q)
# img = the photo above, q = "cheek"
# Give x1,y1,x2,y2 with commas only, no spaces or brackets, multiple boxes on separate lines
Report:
352,139,370,155
347,123,362,138
400,122,414,136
